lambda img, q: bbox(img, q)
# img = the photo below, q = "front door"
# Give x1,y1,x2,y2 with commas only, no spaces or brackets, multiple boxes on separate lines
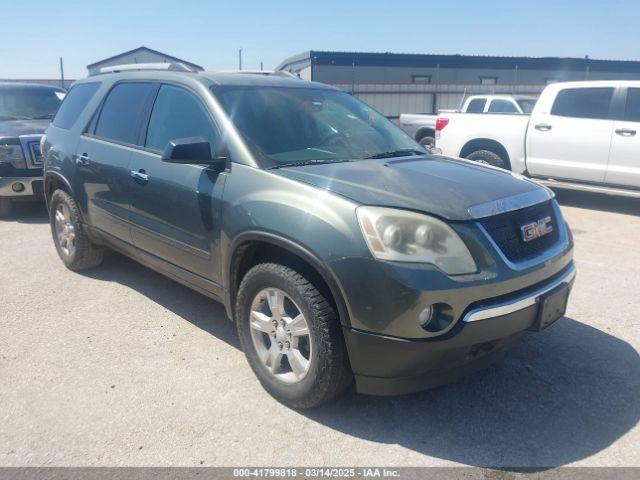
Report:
128,84,226,282
526,86,615,183
74,82,157,244
606,87,640,188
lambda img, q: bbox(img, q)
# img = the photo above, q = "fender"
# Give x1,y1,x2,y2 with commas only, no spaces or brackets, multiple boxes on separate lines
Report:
43,171,74,210
225,230,352,327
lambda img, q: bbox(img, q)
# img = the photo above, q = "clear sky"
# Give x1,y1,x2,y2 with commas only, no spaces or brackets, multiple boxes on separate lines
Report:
1,0,638,79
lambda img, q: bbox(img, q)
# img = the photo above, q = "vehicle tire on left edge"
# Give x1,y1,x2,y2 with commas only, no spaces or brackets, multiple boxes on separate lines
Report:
49,189,104,271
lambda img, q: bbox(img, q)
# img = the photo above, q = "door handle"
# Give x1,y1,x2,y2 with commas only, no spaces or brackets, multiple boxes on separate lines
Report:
130,169,149,185
76,153,90,166
615,128,637,137
534,123,552,132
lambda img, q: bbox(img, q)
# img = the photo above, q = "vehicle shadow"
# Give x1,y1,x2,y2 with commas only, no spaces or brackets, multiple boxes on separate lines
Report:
81,251,240,349
0,201,49,224
81,253,639,469
303,317,640,468
554,189,640,216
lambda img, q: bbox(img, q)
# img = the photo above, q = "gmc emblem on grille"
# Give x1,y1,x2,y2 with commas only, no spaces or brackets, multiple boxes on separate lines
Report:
520,216,553,242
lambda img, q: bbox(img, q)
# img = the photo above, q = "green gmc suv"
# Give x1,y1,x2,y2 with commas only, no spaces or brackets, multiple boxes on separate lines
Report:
42,66,575,408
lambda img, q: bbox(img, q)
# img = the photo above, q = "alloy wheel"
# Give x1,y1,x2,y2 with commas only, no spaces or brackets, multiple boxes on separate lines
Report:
249,288,312,384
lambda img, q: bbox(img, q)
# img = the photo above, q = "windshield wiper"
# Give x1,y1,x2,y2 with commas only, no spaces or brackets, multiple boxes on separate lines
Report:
364,149,426,159
268,158,352,169
31,114,55,119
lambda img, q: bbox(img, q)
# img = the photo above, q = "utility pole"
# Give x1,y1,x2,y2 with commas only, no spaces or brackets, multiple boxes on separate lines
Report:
260,61,263,71
238,48,242,71
59,57,65,89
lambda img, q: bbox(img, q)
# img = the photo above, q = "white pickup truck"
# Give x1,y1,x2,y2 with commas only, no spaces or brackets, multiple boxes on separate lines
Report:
398,94,536,147
436,81,640,197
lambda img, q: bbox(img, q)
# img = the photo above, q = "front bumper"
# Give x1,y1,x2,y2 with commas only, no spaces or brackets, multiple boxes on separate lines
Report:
344,263,576,395
0,176,44,199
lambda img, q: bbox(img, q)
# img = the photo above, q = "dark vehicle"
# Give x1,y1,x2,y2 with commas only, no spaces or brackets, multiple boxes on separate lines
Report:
0,83,65,216
42,67,575,408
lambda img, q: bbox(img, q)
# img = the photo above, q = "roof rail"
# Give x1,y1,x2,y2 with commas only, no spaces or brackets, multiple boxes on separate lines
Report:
220,70,301,79
91,62,198,76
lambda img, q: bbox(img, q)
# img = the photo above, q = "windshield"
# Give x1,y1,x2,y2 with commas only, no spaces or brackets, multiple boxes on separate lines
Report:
0,88,64,121
516,99,537,114
213,86,421,166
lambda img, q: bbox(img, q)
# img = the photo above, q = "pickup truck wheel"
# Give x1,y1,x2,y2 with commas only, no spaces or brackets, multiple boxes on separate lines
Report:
418,135,435,148
50,189,104,271
0,199,12,218
236,263,352,408
466,149,508,169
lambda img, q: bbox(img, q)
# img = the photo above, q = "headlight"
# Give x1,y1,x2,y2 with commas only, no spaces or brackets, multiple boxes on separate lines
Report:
0,143,27,169
356,206,477,275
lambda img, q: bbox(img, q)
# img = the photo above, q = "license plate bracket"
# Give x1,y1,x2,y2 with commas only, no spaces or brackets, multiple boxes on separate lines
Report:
529,284,570,331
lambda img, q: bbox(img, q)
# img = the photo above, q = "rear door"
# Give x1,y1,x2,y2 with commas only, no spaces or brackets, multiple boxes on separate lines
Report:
75,82,157,243
525,86,615,183
606,87,640,188
128,83,227,282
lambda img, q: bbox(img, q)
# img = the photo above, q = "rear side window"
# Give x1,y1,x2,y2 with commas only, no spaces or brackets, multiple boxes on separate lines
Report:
466,98,486,113
488,99,519,114
551,87,614,120
53,83,100,129
624,88,640,122
145,85,217,152
94,83,156,145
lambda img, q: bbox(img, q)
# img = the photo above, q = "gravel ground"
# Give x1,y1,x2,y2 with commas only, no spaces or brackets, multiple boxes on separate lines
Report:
0,190,638,468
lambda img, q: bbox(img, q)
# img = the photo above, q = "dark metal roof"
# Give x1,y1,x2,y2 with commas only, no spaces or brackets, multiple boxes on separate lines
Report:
0,82,65,92
280,50,640,73
87,46,204,70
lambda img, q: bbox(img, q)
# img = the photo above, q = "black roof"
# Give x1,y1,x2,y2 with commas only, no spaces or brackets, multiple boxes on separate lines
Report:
87,46,204,70
279,50,640,73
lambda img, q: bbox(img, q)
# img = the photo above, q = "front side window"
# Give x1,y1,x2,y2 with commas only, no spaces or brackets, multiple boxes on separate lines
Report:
213,86,418,166
145,85,217,152
0,87,64,122
551,87,614,120
624,88,640,123
466,98,486,113
487,99,519,114
94,83,156,144
54,83,100,129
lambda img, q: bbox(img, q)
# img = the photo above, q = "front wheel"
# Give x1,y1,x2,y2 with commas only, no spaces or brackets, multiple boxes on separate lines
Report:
236,263,352,408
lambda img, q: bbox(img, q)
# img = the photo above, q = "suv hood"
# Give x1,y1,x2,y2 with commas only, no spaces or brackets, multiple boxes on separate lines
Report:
273,155,551,221
0,118,50,138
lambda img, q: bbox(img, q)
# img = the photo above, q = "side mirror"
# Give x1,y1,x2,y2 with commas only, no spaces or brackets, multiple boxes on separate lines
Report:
161,136,227,168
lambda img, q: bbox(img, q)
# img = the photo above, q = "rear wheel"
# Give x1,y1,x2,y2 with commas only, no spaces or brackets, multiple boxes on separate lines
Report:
418,135,435,149
466,149,509,169
236,263,352,408
0,199,12,218
50,189,104,270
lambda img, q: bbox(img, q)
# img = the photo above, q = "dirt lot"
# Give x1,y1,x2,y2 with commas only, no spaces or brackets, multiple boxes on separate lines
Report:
0,190,638,468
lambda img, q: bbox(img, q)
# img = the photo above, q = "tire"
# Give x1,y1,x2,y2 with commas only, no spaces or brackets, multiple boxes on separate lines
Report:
466,149,509,170
0,199,12,218
236,263,352,408
418,135,435,148
50,189,104,271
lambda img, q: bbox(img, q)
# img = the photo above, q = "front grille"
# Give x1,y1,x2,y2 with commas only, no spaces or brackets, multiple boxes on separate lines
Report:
28,141,43,165
479,200,560,263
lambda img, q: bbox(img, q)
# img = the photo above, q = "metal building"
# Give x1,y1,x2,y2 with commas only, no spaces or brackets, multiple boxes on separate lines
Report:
86,46,204,76
277,50,640,116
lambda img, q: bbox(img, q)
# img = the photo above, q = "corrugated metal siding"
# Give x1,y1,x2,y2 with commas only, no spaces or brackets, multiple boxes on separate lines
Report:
334,83,544,117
